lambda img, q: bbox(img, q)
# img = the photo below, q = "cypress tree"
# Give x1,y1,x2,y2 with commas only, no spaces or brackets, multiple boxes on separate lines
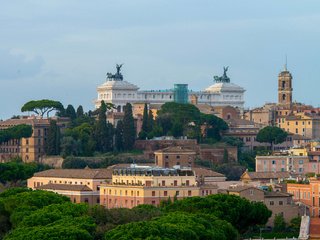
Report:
141,103,148,132
76,105,84,118
94,101,109,152
65,104,77,120
123,103,135,150
147,109,154,133
115,120,124,151
45,120,60,155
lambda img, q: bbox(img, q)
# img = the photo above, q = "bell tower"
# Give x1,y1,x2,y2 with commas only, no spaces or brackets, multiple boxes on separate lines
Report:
278,64,293,107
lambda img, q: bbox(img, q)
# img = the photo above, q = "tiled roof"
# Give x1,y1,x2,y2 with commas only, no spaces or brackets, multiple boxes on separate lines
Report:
244,171,291,179
264,191,292,198
193,167,225,177
33,169,112,179
37,183,92,191
228,185,262,193
154,146,196,153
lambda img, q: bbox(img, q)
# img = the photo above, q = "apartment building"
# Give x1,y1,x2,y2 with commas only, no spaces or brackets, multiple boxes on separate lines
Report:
27,168,112,205
228,185,299,226
0,117,68,163
255,155,317,175
287,178,320,217
100,166,218,209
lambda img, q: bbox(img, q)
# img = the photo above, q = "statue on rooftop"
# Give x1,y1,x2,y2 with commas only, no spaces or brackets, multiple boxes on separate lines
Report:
213,66,230,83
106,64,124,81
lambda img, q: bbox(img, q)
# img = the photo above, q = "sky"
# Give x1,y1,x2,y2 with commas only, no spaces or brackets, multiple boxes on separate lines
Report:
1,0,320,119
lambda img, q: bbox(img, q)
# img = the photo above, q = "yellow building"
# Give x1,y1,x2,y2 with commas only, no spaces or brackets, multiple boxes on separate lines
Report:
27,168,112,205
100,166,217,209
277,112,320,139
0,117,69,163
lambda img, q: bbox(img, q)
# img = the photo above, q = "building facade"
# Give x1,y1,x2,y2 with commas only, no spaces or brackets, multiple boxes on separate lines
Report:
100,166,218,209
0,117,68,163
95,65,245,113
154,146,196,168
228,185,299,226
256,155,320,175
287,178,320,217
27,169,112,205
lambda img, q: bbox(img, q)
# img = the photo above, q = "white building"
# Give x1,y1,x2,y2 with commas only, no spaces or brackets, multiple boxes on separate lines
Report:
94,65,245,112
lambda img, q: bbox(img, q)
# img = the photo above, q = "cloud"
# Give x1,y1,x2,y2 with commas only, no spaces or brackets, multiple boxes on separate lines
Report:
0,49,44,80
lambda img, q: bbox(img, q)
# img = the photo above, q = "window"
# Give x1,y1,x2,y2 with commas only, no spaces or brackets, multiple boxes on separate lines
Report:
84,198,89,203
270,201,274,206
162,180,165,186
299,160,304,164
188,190,192,196
174,180,177,186
152,191,155,196
176,155,180,159
250,189,254,195
137,191,139,197
165,155,169,159
186,180,190,186
176,191,179,196
279,201,283,205
164,191,168,196
272,160,276,165
152,201,156,205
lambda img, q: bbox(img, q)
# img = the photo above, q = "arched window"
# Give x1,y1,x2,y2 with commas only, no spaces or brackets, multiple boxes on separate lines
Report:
282,94,286,101
282,81,286,89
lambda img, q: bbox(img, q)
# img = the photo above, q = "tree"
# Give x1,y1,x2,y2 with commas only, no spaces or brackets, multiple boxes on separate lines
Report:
141,103,148,133
65,104,77,120
45,120,60,155
122,103,135,151
76,105,84,118
256,126,288,152
0,124,33,144
147,110,154,134
273,214,286,232
94,101,113,152
21,99,64,117
115,120,124,151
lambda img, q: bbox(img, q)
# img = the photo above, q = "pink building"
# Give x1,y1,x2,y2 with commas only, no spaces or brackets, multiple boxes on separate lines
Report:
255,155,320,175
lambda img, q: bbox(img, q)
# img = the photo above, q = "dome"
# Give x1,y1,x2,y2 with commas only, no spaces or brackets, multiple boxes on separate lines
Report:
204,82,245,93
97,80,139,91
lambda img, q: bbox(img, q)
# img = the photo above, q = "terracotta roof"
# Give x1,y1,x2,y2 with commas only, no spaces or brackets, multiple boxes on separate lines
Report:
228,185,262,193
33,169,112,179
154,146,196,153
244,171,291,180
193,167,225,177
37,183,92,191
264,191,292,198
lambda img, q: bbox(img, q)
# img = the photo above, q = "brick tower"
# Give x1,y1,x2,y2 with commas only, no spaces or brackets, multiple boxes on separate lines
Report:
278,65,293,107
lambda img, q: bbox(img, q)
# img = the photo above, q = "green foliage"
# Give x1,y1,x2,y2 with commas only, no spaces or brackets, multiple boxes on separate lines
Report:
214,163,246,180
163,194,271,233
273,214,286,232
0,124,33,144
115,120,124,151
105,212,238,240
221,136,244,148
65,104,77,120
76,105,84,118
289,216,301,232
45,120,60,155
256,126,288,151
141,103,148,133
0,162,50,184
122,103,135,150
94,101,114,152
200,113,228,141
21,99,64,117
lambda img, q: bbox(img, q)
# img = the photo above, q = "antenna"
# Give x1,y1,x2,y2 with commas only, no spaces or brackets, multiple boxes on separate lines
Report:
284,54,287,71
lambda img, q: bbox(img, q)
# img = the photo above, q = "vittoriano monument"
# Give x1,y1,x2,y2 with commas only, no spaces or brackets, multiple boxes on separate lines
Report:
214,66,230,83
107,64,124,81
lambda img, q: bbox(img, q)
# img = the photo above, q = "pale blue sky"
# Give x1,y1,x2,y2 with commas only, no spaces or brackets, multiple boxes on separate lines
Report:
1,0,320,119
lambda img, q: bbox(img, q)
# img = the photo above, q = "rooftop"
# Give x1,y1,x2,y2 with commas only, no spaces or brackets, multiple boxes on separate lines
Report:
33,169,113,179
37,183,93,192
